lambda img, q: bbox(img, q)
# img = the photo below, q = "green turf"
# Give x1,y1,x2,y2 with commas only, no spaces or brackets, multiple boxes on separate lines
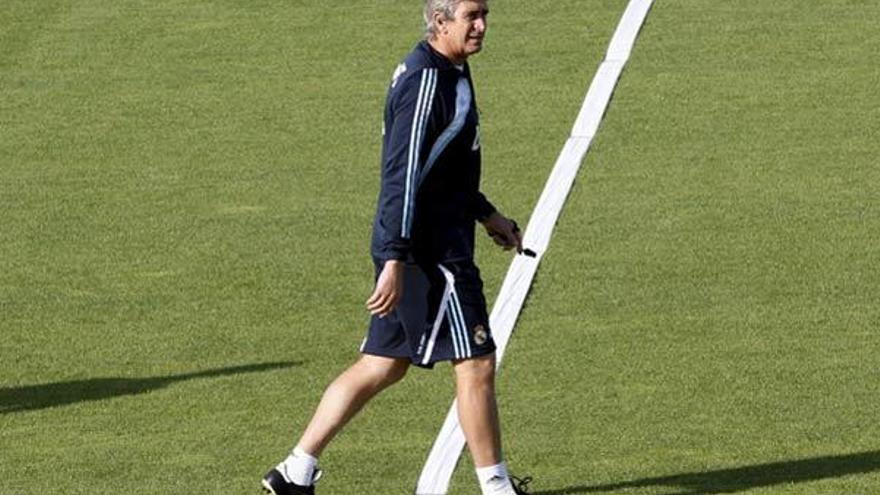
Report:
497,1,880,494
2,1,878,494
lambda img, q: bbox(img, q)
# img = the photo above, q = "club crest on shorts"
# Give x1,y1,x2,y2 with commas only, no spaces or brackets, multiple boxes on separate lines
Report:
473,324,488,345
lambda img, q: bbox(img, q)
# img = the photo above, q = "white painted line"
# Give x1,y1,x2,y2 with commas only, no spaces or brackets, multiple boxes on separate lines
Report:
572,61,624,138
607,0,655,61
415,1,655,494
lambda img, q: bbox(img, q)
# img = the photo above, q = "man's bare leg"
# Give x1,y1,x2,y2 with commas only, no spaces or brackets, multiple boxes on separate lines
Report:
454,354,503,465
267,354,409,489
298,354,410,455
454,354,518,494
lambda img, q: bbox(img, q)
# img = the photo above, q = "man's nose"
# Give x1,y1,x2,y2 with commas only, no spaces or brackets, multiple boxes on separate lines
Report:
473,17,486,33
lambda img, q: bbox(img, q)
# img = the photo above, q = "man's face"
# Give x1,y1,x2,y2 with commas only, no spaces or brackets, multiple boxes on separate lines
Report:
439,1,489,61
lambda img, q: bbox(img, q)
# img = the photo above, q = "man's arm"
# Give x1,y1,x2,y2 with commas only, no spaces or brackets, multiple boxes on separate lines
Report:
469,191,497,224
368,68,438,316
374,68,438,261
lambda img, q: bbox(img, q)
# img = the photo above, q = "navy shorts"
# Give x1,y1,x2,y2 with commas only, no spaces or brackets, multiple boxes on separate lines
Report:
360,259,496,368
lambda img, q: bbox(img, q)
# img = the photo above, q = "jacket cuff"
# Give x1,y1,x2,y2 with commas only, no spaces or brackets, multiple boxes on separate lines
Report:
473,197,497,222
381,243,410,261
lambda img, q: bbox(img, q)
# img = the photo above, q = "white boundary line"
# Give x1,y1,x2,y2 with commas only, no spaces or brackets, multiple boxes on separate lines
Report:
414,1,655,493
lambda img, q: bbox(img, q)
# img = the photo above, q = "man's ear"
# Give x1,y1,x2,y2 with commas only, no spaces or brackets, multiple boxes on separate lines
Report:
433,11,448,34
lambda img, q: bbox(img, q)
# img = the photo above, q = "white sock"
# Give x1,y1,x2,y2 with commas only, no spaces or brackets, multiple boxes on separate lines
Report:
476,462,515,495
276,446,318,486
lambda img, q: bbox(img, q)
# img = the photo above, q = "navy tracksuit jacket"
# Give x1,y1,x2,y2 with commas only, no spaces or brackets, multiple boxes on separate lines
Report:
371,41,496,264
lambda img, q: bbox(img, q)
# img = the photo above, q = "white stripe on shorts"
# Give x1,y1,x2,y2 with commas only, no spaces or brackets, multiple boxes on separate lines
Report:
448,288,472,359
445,300,462,359
422,283,453,365
436,264,473,361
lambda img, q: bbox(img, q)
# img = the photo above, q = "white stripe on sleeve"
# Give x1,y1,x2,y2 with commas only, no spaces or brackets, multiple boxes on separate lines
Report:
402,69,437,238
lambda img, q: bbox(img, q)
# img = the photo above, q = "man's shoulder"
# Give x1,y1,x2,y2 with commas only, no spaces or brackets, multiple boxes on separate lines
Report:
389,43,429,89
388,41,456,91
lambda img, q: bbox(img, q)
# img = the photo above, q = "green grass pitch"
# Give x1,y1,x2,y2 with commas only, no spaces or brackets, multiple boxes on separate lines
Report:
2,1,879,494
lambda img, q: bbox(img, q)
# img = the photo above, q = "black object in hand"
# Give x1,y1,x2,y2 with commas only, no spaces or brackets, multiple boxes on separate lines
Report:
510,221,537,257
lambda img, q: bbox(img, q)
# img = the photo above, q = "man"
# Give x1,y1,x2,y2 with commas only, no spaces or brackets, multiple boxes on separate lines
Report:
262,1,529,494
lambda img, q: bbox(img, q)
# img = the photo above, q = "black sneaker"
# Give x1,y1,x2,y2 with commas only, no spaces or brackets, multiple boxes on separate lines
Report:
261,468,321,495
511,475,532,495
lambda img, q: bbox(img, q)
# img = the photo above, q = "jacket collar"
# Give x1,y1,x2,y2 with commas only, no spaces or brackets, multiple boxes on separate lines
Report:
418,40,467,73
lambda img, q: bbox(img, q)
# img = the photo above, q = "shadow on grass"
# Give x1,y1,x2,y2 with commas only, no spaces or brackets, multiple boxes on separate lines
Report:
0,361,299,414
534,450,880,494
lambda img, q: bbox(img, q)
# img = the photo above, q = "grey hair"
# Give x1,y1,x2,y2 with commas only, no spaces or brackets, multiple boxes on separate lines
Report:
423,0,463,40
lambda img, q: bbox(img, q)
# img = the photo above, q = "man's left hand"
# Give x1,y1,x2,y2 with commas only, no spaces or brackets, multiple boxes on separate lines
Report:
481,211,523,252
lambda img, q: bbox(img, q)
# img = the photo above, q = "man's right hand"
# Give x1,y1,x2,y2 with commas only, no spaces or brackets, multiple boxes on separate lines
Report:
366,259,404,318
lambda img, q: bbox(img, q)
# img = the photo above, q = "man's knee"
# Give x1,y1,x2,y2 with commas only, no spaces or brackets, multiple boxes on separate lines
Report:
356,354,409,387
454,353,496,383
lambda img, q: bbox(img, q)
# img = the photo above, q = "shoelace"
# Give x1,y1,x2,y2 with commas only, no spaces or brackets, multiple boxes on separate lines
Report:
511,475,532,494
